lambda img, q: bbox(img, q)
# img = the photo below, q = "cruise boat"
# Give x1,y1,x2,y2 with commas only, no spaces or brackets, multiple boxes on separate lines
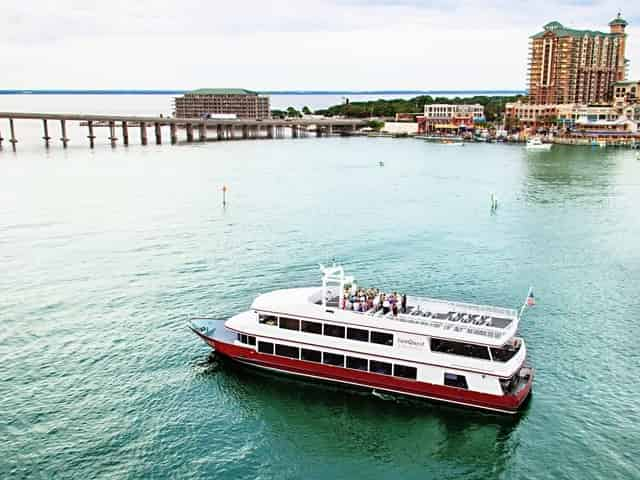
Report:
189,265,534,414
525,137,552,150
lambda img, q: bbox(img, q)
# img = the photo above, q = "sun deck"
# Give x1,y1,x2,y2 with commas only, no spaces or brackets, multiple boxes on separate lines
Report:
315,265,519,344
319,293,518,342
249,266,522,346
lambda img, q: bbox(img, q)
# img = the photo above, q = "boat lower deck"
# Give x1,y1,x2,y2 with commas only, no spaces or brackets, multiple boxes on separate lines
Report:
208,337,532,414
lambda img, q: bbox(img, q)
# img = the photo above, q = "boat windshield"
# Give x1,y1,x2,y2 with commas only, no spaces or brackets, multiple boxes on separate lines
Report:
490,338,522,362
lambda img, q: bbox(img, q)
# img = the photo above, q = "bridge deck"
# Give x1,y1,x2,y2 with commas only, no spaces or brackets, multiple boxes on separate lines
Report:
0,112,365,127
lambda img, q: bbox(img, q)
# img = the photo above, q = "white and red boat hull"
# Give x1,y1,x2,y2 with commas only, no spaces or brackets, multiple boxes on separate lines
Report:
192,326,532,414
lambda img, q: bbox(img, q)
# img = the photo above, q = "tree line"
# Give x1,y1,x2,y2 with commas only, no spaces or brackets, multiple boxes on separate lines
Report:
272,95,525,122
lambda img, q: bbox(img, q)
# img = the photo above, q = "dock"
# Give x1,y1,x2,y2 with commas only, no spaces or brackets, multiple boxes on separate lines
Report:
0,112,365,151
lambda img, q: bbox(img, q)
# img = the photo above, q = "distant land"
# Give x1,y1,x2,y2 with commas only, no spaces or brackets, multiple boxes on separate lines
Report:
0,89,525,96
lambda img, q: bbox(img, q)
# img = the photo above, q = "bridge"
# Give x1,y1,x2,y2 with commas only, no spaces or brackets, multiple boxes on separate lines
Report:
0,112,366,150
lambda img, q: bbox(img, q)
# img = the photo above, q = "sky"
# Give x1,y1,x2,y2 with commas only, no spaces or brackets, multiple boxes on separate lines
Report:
2,0,639,90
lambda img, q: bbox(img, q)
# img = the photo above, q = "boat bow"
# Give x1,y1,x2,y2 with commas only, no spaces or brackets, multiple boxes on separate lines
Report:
188,317,235,344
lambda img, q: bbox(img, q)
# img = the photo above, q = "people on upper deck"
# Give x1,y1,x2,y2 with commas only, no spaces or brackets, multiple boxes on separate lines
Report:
339,285,406,317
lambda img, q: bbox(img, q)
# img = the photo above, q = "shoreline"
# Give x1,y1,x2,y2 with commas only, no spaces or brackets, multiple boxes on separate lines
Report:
0,89,526,96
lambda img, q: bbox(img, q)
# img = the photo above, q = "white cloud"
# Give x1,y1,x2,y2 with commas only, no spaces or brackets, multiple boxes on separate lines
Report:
2,0,638,89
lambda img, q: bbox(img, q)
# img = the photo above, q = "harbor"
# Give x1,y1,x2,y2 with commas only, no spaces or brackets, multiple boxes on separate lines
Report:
4,1,640,479
3,120,639,478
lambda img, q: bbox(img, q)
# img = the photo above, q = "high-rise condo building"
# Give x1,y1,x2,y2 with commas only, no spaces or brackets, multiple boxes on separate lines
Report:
527,14,628,105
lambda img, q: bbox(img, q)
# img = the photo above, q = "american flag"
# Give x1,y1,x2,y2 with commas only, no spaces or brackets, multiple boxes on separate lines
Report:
526,289,535,306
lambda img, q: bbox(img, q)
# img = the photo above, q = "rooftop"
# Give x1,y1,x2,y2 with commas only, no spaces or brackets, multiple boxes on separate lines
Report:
531,20,616,39
609,13,628,27
186,88,259,96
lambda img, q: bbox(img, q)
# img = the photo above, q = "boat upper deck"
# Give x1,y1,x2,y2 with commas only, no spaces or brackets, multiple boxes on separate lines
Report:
377,295,516,340
250,265,521,346
251,287,519,346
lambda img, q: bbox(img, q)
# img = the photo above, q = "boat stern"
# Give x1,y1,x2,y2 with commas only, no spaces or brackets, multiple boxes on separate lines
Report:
510,365,535,411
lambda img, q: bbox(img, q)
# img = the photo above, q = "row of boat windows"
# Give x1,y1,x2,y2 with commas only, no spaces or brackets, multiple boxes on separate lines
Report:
259,314,518,362
256,339,418,380
431,338,520,362
237,335,470,389
259,314,394,346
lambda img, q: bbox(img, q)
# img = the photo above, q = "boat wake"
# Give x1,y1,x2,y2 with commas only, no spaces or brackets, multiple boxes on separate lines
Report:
193,352,222,374
372,389,398,402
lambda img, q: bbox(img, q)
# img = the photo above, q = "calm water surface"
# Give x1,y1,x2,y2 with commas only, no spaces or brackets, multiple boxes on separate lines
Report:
1,98,640,479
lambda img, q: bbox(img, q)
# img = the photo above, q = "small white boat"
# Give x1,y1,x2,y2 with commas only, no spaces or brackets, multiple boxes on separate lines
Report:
526,137,552,150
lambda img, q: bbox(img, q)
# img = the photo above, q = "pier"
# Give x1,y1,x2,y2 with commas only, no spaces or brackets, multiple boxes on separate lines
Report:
0,112,365,151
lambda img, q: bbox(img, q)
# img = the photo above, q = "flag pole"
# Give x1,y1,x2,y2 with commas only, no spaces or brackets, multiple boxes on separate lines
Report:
519,286,534,319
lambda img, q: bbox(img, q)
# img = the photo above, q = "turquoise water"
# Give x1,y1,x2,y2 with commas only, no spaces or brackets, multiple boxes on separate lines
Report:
1,130,640,479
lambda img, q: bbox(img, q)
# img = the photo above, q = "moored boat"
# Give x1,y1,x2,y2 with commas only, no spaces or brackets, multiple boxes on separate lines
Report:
526,137,552,150
189,265,534,414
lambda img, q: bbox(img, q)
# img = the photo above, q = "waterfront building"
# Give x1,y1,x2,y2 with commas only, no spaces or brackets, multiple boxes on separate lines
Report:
557,104,619,127
383,122,419,135
613,80,640,106
528,14,628,105
505,101,623,130
417,104,485,133
173,88,270,119
504,102,560,130
573,117,637,134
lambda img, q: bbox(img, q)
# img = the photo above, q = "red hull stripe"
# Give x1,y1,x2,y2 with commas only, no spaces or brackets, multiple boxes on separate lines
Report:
209,339,532,413
225,325,521,378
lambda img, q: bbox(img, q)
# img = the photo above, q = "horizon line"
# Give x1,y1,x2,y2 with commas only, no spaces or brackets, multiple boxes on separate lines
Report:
0,89,526,96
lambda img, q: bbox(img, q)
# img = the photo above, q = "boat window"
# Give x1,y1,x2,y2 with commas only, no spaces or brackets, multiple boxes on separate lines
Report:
237,333,242,342
279,317,300,331
347,327,369,342
323,352,345,367
490,342,521,362
248,336,256,346
444,373,468,389
301,348,322,363
259,314,277,326
241,334,248,344
258,341,274,354
301,320,322,334
393,364,417,380
370,360,392,375
371,331,394,346
431,338,490,360
275,344,299,359
346,356,368,371
323,324,345,338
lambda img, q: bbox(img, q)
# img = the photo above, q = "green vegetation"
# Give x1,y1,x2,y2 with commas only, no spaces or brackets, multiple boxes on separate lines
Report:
366,120,385,131
302,106,312,115
286,106,302,118
314,95,525,122
271,106,303,119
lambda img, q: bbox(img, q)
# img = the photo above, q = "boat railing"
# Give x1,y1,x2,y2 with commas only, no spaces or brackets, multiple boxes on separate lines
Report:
389,296,518,340
393,313,506,340
406,295,516,319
